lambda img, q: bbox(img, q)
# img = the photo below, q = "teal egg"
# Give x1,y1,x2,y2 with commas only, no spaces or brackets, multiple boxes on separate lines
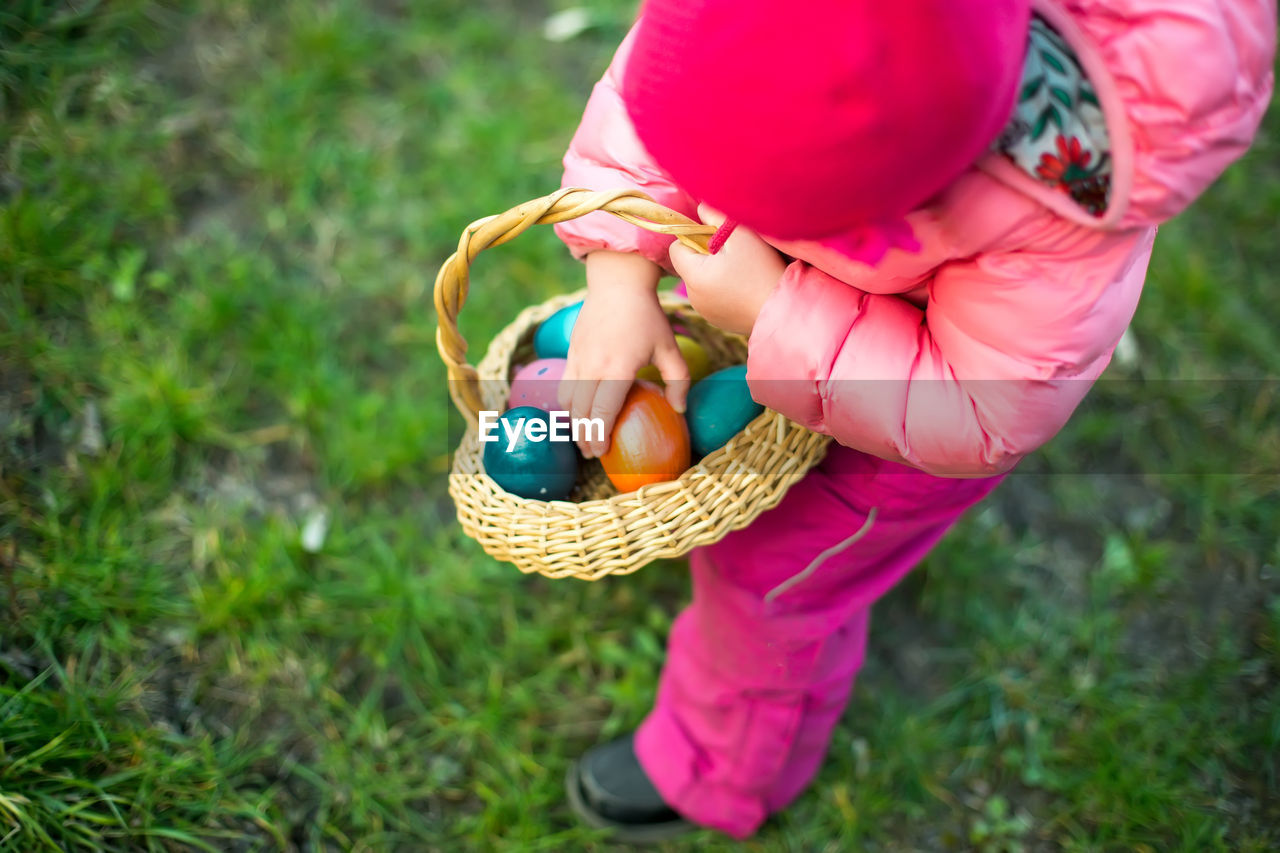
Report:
686,365,764,457
482,407,579,500
532,301,583,359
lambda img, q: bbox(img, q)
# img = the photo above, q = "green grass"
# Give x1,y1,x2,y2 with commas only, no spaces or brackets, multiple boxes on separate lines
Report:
2,1,1278,849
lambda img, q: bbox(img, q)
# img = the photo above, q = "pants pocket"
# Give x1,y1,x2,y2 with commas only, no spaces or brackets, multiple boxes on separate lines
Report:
731,691,808,788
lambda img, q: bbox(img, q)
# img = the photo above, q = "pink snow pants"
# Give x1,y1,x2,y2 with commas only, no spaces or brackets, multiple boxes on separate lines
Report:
633,444,1005,838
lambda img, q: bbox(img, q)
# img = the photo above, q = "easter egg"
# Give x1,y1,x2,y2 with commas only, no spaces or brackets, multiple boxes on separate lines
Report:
508,358,567,411
482,406,579,501
636,335,712,385
533,301,583,359
686,365,764,457
600,381,691,492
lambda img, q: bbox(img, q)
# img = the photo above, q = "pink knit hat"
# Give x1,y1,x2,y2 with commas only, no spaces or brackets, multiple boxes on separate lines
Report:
623,0,1031,241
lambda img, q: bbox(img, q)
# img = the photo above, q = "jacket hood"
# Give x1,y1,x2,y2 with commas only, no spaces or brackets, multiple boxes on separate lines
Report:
978,0,1276,230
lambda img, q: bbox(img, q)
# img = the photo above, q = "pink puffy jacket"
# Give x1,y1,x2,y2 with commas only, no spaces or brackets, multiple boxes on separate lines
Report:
554,0,1275,477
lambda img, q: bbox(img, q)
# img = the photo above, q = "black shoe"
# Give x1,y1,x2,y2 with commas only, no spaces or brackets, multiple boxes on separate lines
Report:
566,733,695,843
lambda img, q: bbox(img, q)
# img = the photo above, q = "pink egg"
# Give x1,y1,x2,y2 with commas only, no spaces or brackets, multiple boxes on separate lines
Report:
508,358,568,412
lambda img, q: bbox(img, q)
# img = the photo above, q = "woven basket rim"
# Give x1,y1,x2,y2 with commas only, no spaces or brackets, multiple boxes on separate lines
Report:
435,189,832,580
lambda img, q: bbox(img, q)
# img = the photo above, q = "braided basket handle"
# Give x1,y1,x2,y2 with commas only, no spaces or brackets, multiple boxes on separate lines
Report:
434,187,716,424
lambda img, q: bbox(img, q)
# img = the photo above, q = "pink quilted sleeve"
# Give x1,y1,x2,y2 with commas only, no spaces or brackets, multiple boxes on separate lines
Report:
745,225,1157,477
553,25,699,273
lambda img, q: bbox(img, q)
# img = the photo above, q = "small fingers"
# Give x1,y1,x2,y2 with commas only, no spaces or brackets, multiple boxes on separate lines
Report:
568,377,599,457
652,342,690,414
586,379,630,458
669,241,702,281
557,364,577,412
697,203,726,227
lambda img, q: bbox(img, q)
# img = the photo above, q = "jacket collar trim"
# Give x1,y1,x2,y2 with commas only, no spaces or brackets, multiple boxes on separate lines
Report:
976,0,1134,230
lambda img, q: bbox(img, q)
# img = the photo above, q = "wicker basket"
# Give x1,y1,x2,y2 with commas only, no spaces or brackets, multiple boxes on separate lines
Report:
434,187,831,580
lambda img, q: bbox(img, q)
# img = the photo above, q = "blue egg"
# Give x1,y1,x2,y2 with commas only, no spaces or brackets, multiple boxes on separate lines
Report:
482,406,579,500
686,365,764,458
532,301,583,359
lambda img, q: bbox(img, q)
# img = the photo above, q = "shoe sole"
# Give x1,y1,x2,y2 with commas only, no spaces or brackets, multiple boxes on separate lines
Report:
565,758,696,844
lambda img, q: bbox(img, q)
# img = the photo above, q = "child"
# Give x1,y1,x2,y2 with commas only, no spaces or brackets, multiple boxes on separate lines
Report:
552,0,1275,841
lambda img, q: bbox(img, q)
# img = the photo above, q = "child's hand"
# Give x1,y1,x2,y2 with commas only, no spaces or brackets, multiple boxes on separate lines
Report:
670,204,787,336
558,251,690,458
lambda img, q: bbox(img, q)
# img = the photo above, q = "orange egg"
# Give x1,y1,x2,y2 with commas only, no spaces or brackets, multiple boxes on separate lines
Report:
600,381,691,492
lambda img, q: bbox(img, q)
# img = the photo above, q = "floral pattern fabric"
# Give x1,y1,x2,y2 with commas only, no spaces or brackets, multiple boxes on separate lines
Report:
995,15,1112,216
